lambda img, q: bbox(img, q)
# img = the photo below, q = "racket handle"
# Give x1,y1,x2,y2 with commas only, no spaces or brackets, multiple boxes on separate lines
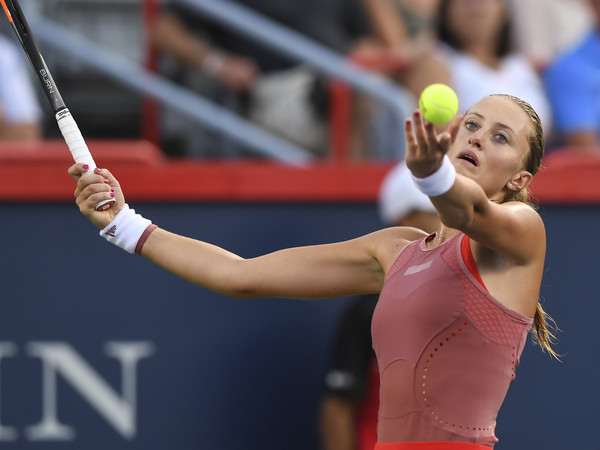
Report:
56,109,115,211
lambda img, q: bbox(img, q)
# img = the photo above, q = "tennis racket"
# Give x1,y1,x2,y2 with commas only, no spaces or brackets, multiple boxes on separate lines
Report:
1,0,114,211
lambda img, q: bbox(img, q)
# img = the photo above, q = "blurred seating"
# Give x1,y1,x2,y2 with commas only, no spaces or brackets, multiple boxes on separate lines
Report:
29,0,147,140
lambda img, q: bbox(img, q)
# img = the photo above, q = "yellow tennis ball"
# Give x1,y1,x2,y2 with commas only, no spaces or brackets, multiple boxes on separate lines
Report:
418,83,459,125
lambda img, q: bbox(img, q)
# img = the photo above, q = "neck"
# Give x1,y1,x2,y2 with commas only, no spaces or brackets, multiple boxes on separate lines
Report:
430,226,460,247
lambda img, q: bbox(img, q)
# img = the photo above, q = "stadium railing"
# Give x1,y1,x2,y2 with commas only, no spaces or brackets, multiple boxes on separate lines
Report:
23,0,415,163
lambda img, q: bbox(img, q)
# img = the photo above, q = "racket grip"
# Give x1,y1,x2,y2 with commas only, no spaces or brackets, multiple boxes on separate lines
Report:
56,109,96,167
56,109,115,211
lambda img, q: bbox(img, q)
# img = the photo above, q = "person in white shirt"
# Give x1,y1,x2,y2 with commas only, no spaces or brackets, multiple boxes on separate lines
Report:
422,0,552,133
362,0,552,160
0,34,43,140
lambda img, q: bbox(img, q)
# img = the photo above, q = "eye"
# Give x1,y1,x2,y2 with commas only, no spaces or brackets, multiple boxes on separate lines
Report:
465,120,477,131
495,132,509,143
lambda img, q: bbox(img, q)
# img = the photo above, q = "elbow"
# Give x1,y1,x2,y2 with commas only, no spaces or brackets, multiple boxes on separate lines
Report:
219,278,261,301
230,290,253,301
202,258,270,300
200,258,257,300
214,282,253,300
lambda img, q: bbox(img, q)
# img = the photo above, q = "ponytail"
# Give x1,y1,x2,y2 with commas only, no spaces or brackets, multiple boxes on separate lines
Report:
533,302,561,360
493,94,560,359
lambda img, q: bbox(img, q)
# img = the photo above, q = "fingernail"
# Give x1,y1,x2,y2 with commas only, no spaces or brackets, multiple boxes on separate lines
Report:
110,192,115,197
82,164,89,170
111,188,115,193
103,179,109,184
95,168,103,173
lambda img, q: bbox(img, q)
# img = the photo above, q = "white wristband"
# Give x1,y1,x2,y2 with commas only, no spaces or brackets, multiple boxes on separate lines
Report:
411,155,456,197
99,204,152,254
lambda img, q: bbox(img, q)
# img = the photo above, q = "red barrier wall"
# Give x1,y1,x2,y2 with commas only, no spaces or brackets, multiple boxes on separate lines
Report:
1,140,599,203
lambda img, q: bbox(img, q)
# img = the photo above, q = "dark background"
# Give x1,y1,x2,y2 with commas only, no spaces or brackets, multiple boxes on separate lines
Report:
0,201,595,449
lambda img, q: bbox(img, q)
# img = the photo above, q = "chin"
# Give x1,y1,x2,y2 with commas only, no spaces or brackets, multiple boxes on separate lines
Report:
454,160,478,178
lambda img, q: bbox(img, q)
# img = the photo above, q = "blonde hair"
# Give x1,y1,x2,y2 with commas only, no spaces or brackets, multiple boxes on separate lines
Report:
494,94,545,205
492,94,560,359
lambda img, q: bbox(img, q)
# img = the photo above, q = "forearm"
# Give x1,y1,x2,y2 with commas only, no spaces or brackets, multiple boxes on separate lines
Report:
152,14,212,68
407,115,491,233
429,173,490,231
138,228,384,300
74,166,385,301
140,227,249,297
363,0,408,48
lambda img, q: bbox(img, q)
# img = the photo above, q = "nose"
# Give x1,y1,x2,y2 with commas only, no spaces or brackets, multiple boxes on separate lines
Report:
468,130,484,149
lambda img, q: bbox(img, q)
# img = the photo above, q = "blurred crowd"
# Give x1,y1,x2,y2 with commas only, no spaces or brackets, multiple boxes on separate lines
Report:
1,0,599,158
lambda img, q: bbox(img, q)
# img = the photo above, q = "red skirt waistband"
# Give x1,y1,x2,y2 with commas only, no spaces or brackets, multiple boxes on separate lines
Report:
375,442,491,450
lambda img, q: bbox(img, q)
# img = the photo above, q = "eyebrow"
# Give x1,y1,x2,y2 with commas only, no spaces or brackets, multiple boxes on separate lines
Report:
466,112,516,135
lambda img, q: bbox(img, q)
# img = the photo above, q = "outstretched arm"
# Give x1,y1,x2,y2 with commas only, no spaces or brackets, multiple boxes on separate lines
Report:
68,165,396,300
140,227,385,299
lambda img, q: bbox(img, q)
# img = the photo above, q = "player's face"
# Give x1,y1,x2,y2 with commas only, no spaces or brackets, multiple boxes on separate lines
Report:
447,96,532,201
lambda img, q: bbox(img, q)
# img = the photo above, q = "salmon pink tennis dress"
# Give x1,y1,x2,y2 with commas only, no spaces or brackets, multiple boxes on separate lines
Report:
371,232,533,450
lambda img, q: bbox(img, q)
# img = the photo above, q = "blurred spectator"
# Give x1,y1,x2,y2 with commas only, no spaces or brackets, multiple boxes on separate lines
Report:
359,0,440,79
423,0,552,131
361,0,440,55
152,0,374,158
320,163,439,450
378,161,439,232
508,0,593,67
320,293,379,450
346,0,439,160
358,0,552,160
543,0,600,149
0,34,42,141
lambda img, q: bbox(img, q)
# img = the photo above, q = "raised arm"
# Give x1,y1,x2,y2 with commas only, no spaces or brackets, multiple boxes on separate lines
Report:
405,102,545,264
68,165,417,300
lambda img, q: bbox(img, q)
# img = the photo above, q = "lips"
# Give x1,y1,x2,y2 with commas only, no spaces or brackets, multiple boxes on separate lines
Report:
458,150,479,167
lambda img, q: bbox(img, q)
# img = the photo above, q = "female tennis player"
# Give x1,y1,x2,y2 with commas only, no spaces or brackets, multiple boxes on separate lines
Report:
69,94,556,449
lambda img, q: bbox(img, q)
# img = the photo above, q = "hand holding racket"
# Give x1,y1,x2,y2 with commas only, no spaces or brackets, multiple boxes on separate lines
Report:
69,164,124,230
0,0,114,211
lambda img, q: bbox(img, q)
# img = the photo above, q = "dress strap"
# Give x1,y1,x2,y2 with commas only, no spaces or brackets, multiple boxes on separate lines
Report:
460,234,488,292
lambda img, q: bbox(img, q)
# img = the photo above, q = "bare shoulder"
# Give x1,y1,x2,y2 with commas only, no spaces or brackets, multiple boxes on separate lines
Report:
502,200,542,215
502,201,546,235
470,201,546,264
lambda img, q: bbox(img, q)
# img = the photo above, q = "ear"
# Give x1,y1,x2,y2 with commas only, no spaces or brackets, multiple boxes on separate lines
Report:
507,170,533,192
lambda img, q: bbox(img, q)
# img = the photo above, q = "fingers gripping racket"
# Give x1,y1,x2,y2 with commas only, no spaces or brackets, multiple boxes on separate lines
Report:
1,0,114,211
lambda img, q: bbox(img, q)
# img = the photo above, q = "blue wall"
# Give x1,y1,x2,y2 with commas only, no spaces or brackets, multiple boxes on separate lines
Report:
0,202,597,449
